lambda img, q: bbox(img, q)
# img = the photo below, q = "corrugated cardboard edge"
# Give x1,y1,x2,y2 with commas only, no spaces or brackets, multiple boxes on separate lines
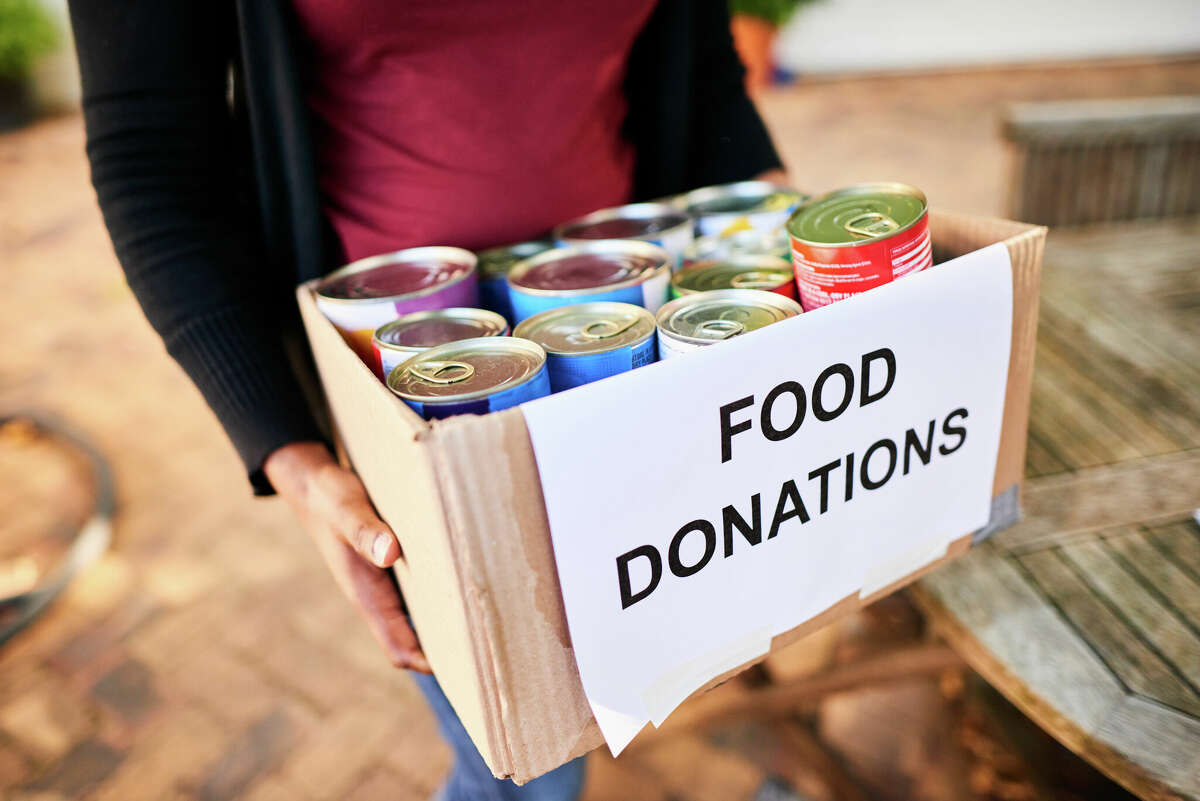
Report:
295,284,505,764
427,210,1047,782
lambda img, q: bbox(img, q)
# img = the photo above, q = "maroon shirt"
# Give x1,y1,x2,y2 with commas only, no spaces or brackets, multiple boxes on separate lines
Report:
292,1,657,263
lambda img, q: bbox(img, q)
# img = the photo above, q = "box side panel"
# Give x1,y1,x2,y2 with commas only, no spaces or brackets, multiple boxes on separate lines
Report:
424,410,603,781
296,286,498,764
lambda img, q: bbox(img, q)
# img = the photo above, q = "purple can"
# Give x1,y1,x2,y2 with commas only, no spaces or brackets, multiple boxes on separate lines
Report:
315,246,479,364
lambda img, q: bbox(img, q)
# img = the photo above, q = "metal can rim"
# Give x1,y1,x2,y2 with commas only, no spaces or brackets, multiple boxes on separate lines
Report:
552,202,692,244
513,302,655,356
507,240,670,298
786,182,928,249
316,246,478,305
672,255,793,295
656,289,802,346
372,307,508,354
386,337,546,403
677,181,805,216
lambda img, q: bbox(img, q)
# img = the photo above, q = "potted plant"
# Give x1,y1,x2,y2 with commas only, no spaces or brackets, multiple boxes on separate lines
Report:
0,0,58,131
728,0,814,93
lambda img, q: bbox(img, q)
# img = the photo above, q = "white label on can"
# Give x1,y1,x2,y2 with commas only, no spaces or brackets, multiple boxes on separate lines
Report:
697,209,791,240
639,268,672,315
656,330,706,360
653,226,695,273
315,296,399,335
521,243,1014,756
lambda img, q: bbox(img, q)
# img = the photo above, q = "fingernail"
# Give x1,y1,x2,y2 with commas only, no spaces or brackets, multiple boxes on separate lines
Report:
372,533,393,566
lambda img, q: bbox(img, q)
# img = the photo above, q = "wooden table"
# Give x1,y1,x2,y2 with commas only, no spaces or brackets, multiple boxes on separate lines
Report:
914,216,1200,801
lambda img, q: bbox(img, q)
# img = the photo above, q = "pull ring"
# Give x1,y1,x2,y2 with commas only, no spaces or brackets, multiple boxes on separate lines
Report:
730,271,781,290
696,319,744,340
409,360,474,384
844,212,899,238
581,317,637,340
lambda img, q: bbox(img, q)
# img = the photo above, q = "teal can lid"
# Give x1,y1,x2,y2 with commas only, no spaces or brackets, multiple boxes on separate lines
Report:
787,182,927,246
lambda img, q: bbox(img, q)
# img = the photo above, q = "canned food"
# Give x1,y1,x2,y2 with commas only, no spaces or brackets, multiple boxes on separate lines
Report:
507,240,671,323
671,256,796,301
316,247,479,363
513,302,656,392
372,307,509,380
476,239,554,324
553,202,693,271
386,337,549,419
655,289,802,359
678,181,806,239
787,182,931,312
684,228,791,265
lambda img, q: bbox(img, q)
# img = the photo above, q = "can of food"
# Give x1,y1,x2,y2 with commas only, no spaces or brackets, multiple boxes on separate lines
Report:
678,181,806,239
513,302,656,392
507,240,671,323
315,247,479,363
655,289,802,359
475,239,554,324
553,202,693,271
683,228,791,265
372,307,509,380
787,182,931,312
671,255,796,301
386,337,549,419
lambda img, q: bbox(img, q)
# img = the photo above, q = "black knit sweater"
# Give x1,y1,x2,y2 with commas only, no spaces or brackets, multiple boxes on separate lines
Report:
67,0,784,493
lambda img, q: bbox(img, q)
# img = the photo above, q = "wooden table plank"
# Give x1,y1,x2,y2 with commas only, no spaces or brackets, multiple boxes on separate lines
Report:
1150,521,1200,581
1088,696,1200,801
1105,530,1200,632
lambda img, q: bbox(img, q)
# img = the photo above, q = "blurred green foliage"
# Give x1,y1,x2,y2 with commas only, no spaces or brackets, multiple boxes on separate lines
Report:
728,0,819,27
0,0,58,81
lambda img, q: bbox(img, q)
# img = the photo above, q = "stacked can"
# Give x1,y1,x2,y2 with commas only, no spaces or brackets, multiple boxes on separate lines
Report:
670,256,796,301
506,240,671,323
787,182,931,311
677,181,806,239
655,289,802,359
554,203,693,271
683,227,791,266
386,337,550,419
372,308,508,381
475,239,554,324
514,303,656,392
315,247,478,365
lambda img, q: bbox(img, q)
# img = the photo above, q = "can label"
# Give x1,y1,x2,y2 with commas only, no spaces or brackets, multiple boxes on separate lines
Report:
696,207,793,240
478,275,514,325
656,330,708,360
790,214,931,311
546,336,656,392
403,361,550,419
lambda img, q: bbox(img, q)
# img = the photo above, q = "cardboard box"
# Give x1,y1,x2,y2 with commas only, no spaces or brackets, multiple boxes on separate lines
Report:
296,210,1045,782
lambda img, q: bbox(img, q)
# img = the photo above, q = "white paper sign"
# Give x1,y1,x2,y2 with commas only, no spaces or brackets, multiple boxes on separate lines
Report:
521,243,1013,754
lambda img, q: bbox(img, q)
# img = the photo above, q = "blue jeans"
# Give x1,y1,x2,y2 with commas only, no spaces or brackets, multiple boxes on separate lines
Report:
411,671,586,801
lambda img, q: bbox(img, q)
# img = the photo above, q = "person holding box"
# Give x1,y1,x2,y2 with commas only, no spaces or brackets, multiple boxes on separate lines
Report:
66,2,785,798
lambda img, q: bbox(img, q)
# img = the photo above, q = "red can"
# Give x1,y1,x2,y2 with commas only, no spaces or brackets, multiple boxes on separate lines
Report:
786,182,931,312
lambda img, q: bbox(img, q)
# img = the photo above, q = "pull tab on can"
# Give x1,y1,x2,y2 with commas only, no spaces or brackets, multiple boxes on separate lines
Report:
409,360,475,385
844,211,899,239
580,317,638,340
730,271,782,290
696,319,744,340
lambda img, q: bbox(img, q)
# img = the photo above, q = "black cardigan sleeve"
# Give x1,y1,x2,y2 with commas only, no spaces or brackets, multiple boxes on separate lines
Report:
67,0,325,494
686,0,784,186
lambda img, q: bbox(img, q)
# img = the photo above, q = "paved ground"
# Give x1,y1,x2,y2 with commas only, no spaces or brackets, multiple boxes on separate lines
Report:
2,57,1199,801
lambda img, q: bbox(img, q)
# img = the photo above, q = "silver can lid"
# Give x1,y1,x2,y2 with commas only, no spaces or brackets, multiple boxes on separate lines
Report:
672,256,793,294
513,302,654,355
386,337,545,403
508,240,669,297
656,289,802,344
554,202,691,242
316,246,476,302
678,181,805,218
374,308,508,352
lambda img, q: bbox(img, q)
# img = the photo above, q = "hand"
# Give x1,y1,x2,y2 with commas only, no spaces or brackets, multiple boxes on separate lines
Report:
264,441,431,673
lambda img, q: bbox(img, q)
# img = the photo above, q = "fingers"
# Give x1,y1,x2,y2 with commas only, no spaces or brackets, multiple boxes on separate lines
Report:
333,540,432,673
310,464,400,568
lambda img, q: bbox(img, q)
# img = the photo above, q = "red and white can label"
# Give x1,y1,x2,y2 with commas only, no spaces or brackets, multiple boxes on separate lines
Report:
790,214,932,312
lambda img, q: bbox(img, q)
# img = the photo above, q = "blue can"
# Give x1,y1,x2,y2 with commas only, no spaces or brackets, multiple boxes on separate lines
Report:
506,240,671,324
513,302,657,392
476,239,554,324
386,337,549,419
